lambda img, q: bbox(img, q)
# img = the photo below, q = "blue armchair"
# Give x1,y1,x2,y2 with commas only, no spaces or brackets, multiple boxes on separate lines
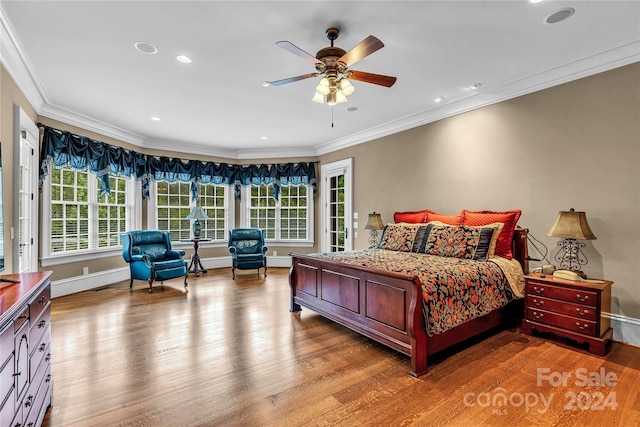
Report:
228,228,267,279
121,230,188,292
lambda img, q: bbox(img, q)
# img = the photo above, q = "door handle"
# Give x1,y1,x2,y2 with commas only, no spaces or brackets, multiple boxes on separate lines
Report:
345,228,348,239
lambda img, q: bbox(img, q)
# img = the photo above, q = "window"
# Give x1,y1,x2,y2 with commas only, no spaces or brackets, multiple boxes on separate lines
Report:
42,168,139,264
150,182,232,242
241,184,313,245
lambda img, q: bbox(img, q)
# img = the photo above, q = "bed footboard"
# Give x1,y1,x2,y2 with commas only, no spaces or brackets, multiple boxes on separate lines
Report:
289,253,429,377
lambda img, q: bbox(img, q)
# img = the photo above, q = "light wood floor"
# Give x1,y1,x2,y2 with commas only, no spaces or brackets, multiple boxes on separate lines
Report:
42,268,639,427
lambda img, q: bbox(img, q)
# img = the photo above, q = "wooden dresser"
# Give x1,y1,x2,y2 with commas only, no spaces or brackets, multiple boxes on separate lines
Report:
0,272,52,427
521,272,613,355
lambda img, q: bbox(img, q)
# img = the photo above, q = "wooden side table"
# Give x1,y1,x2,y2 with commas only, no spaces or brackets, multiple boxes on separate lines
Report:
181,238,211,276
521,272,613,355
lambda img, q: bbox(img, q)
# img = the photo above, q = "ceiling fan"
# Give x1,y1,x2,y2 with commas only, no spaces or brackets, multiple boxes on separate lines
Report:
265,28,397,106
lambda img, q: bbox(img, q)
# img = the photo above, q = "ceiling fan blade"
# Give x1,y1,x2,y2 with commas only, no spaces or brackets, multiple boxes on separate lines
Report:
339,35,384,67
265,73,319,86
275,41,321,65
348,70,397,87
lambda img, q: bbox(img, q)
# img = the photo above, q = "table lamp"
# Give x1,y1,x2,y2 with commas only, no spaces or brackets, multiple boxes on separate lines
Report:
186,206,209,239
547,208,596,278
364,212,384,248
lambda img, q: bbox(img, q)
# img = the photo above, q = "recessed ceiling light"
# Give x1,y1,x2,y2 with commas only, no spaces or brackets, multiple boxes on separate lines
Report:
529,0,544,3
134,41,158,55
260,136,268,140
176,55,192,63
346,107,358,112
151,117,160,121
545,7,575,24
262,81,271,87
434,97,445,104
468,83,482,90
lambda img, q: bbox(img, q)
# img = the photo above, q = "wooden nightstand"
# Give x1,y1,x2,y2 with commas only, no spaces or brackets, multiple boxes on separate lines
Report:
521,272,613,355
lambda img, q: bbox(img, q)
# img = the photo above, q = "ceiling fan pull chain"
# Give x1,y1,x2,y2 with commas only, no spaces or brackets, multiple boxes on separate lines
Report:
331,106,334,128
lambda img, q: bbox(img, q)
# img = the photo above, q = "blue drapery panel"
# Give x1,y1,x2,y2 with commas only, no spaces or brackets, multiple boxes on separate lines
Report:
38,125,316,200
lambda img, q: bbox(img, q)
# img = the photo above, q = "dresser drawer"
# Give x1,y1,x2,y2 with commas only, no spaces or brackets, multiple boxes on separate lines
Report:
527,308,597,336
29,286,50,325
14,307,29,333
526,281,597,306
30,304,50,353
0,353,14,412
0,388,16,427
0,325,12,370
30,327,50,383
526,295,597,321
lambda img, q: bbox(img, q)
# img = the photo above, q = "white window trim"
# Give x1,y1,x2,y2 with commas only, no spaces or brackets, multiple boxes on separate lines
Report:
240,184,314,247
146,181,235,246
40,173,141,267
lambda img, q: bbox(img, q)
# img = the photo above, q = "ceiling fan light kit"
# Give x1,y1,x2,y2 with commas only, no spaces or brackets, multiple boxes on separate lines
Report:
267,27,397,107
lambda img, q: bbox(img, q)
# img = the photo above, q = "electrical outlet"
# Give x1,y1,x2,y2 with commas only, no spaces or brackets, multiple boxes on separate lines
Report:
83,267,89,275
273,250,277,257
353,221,358,229
353,212,359,219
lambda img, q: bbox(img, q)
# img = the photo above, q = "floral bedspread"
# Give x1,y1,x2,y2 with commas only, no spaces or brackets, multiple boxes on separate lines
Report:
312,249,518,336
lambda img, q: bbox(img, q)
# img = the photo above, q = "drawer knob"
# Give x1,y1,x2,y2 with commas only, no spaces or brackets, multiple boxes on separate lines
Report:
576,294,589,302
532,299,544,306
533,286,545,294
576,322,589,330
39,343,46,352
576,308,590,316
532,311,544,319
39,296,47,305
39,319,46,328
46,353,51,362
46,374,52,383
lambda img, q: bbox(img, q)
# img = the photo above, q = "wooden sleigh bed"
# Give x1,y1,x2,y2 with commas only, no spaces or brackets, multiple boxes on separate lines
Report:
289,223,529,377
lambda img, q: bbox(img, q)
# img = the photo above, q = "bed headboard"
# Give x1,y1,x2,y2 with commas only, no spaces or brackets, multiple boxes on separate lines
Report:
512,227,529,274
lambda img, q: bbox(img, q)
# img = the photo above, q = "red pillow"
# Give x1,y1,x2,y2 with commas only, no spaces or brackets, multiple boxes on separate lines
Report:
461,210,521,259
394,209,430,223
427,212,462,225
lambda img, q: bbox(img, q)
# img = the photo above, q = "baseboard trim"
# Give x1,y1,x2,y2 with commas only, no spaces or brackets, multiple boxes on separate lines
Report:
50,255,293,297
608,313,640,347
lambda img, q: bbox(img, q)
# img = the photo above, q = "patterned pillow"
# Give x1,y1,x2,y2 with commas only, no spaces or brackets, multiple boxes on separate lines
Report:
421,223,496,261
378,223,424,252
461,210,521,259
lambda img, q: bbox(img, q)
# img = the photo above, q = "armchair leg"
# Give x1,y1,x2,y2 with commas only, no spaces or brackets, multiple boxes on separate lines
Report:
264,266,267,278
184,274,188,288
148,279,154,293
232,268,236,280
129,279,133,289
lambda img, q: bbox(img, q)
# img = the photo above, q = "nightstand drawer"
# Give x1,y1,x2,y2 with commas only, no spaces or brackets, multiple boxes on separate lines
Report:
526,295,597,321
527,308,597,336
526,281,597,306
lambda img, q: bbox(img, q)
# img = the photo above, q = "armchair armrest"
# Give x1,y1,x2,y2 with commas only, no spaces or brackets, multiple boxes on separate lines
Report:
262,245,268,255
130,254,152,267
229,246,238,255
166,250,185,259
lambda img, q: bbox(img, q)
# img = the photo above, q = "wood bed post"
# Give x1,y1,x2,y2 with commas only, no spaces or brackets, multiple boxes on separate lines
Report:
289,263,301,312
407,277,428,377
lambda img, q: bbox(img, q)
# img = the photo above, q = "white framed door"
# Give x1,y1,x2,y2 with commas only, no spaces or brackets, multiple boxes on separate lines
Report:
15,107,39,273
321,158,353,252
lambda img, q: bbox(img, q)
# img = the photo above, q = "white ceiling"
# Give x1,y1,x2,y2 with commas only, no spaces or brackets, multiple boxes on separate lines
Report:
1,1,639,159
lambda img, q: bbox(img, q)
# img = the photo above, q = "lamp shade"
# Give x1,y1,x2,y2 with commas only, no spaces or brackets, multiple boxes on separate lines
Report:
547,208,596,240
186,206,209,220
364,212,384,230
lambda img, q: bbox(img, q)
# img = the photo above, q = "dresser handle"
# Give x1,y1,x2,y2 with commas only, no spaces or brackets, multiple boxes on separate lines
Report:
576,294,589,302
39,319,46,328
46,374,52,383
532,311,544,319
46,353,51,362
39,343,46,352
576,308,590,316
533,286,544,294
39,296,47,305
532,299,544,306
576,322,589,330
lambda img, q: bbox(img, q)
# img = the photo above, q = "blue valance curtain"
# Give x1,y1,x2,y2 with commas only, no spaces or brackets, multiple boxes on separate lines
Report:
38,125,316,200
